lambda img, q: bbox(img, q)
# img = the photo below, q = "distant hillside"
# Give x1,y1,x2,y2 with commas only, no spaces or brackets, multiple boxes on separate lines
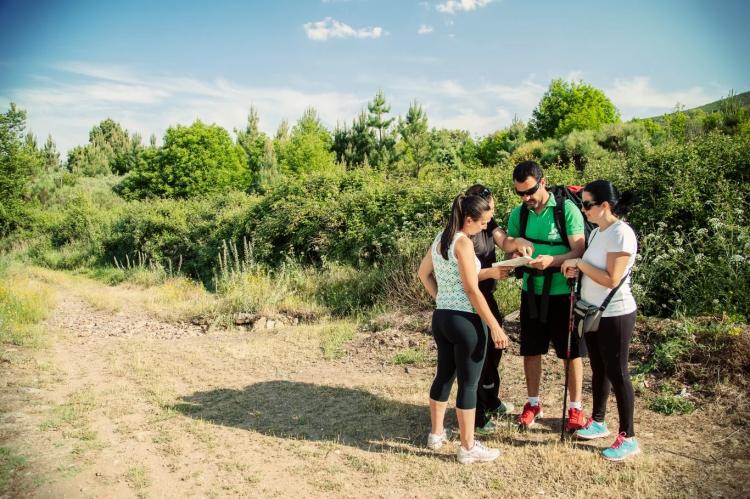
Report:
647,90,750,121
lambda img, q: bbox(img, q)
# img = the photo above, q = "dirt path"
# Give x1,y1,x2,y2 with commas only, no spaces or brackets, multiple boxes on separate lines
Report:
2,271,748,498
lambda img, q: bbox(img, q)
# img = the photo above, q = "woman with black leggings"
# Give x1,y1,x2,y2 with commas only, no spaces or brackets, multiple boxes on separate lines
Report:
561,180,639,461
418,192,510,464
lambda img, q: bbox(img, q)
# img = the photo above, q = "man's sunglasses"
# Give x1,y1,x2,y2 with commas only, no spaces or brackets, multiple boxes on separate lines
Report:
581,200,601,210
515,183,541,197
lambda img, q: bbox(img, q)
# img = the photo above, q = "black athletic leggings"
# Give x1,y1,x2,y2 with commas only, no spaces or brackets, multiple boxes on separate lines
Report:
475,290,503,426
430,309,487,410
584,311,637,437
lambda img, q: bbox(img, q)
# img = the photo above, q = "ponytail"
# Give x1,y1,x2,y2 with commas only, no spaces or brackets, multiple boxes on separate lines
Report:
613,190,636,217
440,193,465,260
439,192,492,260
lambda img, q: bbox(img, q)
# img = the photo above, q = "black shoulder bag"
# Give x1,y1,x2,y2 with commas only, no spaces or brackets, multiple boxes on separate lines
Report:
573,269,631,336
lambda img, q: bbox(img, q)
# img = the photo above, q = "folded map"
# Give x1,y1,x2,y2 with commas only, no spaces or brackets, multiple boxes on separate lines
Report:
492,256,533,268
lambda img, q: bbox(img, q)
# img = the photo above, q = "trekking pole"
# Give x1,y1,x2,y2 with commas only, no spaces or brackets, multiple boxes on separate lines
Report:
560,277,576,442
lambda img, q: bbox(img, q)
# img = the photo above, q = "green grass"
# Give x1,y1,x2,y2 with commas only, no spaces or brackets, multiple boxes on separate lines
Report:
125,465,149,490
0,263,55,347
320,322,357,360
0,447,28,493
391,348,429,366
649,394,696,415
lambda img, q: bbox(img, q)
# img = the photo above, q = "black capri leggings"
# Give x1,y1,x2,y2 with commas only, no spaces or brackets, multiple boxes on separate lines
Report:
584,311,637,437
430,309,487,410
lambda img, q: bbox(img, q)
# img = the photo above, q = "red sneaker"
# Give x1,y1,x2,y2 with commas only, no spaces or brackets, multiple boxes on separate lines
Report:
565,408,591,432
517,402,543,429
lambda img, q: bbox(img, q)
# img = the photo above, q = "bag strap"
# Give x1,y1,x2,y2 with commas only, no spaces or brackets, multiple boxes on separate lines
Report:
552,190,569,249
598,268,632,311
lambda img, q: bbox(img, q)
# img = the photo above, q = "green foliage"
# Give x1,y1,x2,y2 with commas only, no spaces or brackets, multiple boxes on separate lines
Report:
648,394,695,415
366,90,397,168
0,262,54,347
67,118,135,176
235,106,275,190
396,101,431,174
392,348,429,366
0,103,42,237
528,79,620,140
281,108,336,174
478,120,526,166
0,447,28,494
116,121,249,199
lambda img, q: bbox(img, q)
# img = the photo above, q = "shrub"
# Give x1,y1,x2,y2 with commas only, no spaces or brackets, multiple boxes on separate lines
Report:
649,394,695,415
116,121,249,199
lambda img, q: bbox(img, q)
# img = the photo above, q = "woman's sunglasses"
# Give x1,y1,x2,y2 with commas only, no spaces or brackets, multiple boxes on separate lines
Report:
581,200,601,210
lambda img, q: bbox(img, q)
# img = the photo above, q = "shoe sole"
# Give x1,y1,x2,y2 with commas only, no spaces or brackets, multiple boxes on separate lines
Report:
517,411,543,430
602,447,641,462
575,430,611,440
457,453,501,465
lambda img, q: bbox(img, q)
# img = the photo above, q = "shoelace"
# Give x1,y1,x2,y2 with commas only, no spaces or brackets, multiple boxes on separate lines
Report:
611,432,627,449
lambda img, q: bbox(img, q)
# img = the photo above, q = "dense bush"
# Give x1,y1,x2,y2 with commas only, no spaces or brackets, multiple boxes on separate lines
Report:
116,121,249,199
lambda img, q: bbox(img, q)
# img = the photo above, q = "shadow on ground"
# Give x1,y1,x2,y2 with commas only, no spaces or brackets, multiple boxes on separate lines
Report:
172,380,433,452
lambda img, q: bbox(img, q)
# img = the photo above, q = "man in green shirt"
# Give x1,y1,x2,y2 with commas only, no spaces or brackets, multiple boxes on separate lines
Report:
506,161,590,432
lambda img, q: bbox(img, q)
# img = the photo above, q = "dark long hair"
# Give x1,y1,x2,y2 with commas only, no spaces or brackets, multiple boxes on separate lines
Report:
583,180,636,217
440,193,492,260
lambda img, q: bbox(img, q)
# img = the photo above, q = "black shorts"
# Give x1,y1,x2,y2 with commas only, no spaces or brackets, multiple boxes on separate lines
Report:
519,291,587,359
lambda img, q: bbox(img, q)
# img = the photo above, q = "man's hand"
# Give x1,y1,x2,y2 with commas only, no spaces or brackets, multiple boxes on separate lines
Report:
529,254,554,270
514,238,534,257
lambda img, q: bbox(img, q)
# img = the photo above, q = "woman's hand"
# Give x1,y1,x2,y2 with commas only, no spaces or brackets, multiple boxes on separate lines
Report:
561,258,580,279
490,324,509,349
489,265,513,280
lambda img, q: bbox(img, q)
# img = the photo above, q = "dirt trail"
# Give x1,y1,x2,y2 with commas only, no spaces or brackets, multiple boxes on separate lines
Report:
2,272,748,498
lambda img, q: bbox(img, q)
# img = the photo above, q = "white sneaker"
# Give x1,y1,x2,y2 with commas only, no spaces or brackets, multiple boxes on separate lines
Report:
457,440,501,464
427,428,452,450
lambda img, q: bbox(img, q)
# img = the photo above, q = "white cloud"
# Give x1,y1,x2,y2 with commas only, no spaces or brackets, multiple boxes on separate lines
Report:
436,0,493,15
605,76,717,119
5,62,367,155
303,17,384,41
418,24,434,34
5,63,727,156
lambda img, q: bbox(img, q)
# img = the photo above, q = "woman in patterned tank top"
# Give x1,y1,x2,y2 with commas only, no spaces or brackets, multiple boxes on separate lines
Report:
417,192,510,464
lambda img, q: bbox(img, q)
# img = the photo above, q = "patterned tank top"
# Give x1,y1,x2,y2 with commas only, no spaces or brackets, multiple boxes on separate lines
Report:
431,231,481,313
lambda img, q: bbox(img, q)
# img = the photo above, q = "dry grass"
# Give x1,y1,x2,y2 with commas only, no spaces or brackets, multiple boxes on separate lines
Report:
2,267,749,498
0,264,56,347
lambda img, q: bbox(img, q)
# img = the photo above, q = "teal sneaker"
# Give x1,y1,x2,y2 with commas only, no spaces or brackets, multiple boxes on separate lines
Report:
490,401,515,417
475,420,498,436
602,432,641,461
575,420,610,440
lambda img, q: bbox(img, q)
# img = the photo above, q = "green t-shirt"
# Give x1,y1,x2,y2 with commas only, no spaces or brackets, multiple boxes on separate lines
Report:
507,195,584,295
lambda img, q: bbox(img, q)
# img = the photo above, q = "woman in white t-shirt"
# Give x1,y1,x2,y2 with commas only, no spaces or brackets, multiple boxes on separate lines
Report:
561,180,640,462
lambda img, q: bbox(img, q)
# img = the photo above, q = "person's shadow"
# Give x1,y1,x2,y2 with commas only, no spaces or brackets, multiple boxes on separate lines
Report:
171,381,436,454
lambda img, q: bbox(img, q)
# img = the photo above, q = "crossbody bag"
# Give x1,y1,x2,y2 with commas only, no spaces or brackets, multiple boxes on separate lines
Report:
573,268,631,336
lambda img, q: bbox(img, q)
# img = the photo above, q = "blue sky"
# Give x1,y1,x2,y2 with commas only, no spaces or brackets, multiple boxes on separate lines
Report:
1,0,748,154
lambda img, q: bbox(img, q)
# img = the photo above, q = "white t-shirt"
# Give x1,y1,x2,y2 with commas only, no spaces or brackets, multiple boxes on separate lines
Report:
580,221,638,317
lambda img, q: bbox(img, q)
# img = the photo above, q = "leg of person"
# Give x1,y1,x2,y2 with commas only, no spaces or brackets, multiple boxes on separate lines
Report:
518,291,548,428
575,329,612,440
428,310,457,449
549,294,590,432
449,311,500,464
476,292,506,431
600,312,640,461
474,329,494,431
